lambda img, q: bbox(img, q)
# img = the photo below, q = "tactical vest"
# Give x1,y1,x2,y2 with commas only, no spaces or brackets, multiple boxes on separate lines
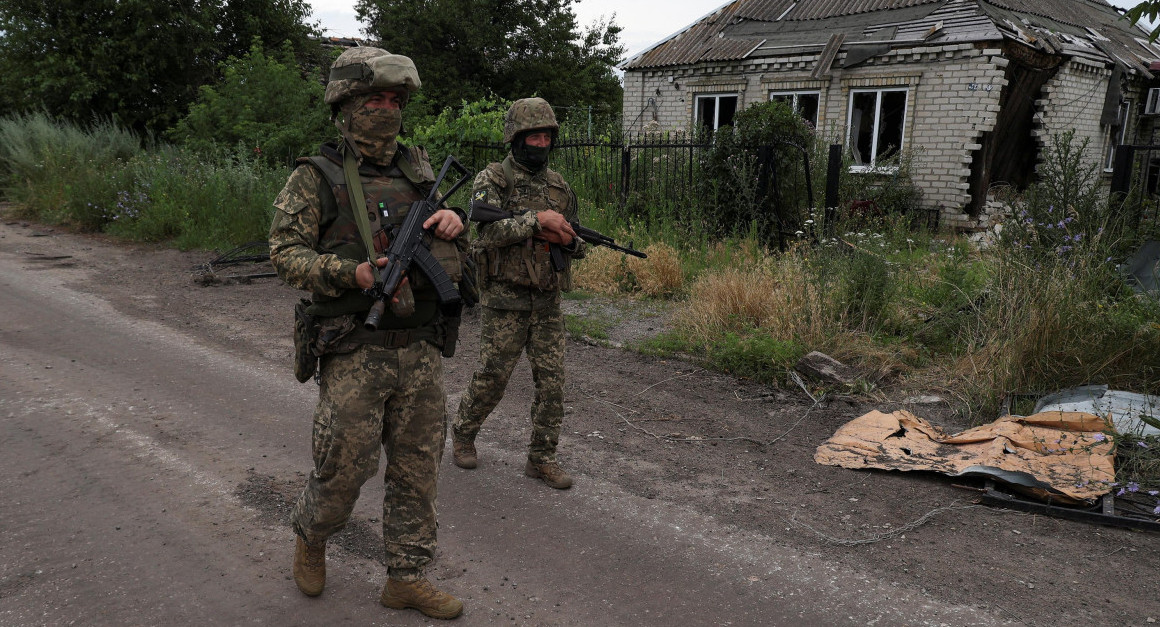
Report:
299,143,462,325
482,156,574,291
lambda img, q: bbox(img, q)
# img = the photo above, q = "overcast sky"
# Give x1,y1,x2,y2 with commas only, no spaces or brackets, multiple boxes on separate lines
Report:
306,0,1152,61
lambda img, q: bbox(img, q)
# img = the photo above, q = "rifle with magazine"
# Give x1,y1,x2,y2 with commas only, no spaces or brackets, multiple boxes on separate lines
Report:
363,155,473,331
468,200,647,271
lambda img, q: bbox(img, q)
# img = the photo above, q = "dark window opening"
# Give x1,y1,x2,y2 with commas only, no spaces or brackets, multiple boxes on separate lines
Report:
696,94,738,133
770,91,820,126
849,88,908,168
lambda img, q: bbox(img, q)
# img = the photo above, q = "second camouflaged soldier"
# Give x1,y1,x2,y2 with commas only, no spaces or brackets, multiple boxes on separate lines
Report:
269,47,465,619
453,98,585,489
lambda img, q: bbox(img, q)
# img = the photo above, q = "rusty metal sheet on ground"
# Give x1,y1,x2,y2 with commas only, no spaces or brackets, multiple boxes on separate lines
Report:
814,410,1115,504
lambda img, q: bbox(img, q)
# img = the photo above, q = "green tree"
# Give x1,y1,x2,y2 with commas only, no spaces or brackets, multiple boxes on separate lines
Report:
355,0,624,122
1125,1,1160,41
0,0,321,136
168,43,332,166
217,0,326,70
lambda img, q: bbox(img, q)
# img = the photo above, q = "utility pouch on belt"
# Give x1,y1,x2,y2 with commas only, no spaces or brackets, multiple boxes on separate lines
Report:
293,299,318,383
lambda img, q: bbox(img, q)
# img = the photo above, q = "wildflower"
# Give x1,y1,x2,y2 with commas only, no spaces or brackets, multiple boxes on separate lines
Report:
1118,487,1127,496
1139,441,1150,448
1093,433,1106,441
1128,482,1140,493
1154,504,1160,515
1149,490,1159,496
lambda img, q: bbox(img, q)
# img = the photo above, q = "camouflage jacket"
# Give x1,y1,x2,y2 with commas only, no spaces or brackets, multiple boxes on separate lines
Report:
471,156,586,311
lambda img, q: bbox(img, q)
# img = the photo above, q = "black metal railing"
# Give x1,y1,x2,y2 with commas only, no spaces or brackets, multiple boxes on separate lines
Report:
469,132,814,250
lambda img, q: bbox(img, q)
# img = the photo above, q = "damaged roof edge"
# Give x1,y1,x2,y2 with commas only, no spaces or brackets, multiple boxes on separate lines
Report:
618,0,739,70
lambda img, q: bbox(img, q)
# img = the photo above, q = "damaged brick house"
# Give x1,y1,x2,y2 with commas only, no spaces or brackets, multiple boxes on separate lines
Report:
621,0,1160,229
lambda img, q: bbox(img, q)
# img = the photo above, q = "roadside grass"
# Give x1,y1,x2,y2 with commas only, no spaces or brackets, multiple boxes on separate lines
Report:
564,314,612,345
0,113,283,250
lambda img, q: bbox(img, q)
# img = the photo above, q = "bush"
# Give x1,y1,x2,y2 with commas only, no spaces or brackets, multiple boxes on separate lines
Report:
167,42,332,168
696,100,815,241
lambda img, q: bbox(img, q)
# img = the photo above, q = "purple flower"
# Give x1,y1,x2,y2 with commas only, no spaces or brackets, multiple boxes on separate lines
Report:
1150,491,1159,496
1128,482,1140,493
1139,441,1150,448
1154,503,1160,515
1094,433,1106,441
1118,488,1127,496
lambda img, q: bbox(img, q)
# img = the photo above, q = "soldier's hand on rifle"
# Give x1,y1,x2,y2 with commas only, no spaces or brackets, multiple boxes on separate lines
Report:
423,209,464,240
355,258,411,297
536,210,576,246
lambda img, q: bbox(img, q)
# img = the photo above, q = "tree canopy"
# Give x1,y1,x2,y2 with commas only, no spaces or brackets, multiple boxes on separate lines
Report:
0,0,323,136
355,0,625,122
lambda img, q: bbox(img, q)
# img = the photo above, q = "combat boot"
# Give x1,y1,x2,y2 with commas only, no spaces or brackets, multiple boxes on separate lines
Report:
525,459,573,489
293,535,326,596
381,577,464,619
452,439,477,469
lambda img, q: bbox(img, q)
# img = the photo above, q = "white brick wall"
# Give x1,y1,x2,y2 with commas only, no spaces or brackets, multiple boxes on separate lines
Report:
623,43,1115,229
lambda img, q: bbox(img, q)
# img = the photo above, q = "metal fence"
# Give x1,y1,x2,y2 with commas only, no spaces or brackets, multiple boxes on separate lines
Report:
470,133,814,249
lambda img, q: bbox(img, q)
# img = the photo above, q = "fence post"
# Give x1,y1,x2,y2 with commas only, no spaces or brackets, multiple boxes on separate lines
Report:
824,144,842,237
620,145,631,207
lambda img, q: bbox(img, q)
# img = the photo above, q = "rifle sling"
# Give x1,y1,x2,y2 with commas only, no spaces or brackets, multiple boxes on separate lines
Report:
341,148,381,268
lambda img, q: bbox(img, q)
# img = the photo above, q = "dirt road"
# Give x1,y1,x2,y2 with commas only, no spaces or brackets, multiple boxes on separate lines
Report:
1,218,1156,626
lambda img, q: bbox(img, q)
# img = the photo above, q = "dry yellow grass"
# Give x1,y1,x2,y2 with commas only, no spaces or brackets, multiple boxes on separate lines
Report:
627,242,684,297
674,252,834,347
572,246,628,294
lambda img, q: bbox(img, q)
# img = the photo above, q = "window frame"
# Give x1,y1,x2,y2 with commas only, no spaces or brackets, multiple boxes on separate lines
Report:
769,90,821,126
1104,99,1132,173
695,93,739,133
846,87,909,172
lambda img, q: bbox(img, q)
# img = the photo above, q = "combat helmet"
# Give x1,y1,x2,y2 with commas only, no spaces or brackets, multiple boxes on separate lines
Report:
503,97,559,144
324,46,421,107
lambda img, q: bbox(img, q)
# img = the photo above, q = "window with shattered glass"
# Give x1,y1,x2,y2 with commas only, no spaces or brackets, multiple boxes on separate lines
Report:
847,88,907,171
695,93,738,133
769,91,820,126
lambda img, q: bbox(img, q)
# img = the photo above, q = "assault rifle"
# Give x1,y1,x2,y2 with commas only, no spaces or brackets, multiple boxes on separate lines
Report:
363,155,472,331
468,200,647,271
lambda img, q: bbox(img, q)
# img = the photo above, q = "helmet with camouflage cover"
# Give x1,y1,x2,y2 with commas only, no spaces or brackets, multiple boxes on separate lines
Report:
503,97,559,144
324,46,421,107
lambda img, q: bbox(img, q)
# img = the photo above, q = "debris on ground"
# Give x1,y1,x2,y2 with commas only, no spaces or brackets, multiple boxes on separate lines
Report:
814,409,1114,504
794,351,859,386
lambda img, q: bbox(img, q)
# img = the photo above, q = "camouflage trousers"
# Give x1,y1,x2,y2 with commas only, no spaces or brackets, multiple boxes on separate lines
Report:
291,340,447,581
454,305,566,463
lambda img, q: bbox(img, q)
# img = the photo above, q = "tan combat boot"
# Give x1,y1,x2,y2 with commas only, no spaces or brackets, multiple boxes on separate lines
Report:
452,440,477,469
381,577,464,619
525,459,573,489
293,535,326,596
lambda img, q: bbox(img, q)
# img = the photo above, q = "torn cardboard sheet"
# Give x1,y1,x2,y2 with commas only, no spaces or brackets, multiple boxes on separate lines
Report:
814,410,1115,504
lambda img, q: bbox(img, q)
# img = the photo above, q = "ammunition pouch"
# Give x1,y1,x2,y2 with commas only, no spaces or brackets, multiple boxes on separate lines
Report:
293,303,365,383
293,299,319,383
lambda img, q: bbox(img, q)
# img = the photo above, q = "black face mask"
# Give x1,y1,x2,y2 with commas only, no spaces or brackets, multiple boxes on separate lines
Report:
512,137,550,171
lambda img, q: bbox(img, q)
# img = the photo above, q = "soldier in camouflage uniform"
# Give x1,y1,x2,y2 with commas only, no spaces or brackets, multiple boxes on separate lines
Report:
268,46,465,620
452,98,586,489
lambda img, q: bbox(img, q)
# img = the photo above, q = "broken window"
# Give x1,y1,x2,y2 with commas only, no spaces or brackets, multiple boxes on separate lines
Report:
1104,100,1131,172
769,91,820,126
696,93,738,133
847,88,908,170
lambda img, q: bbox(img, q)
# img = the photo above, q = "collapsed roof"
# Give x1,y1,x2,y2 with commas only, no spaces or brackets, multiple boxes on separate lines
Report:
623,0,1160,76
